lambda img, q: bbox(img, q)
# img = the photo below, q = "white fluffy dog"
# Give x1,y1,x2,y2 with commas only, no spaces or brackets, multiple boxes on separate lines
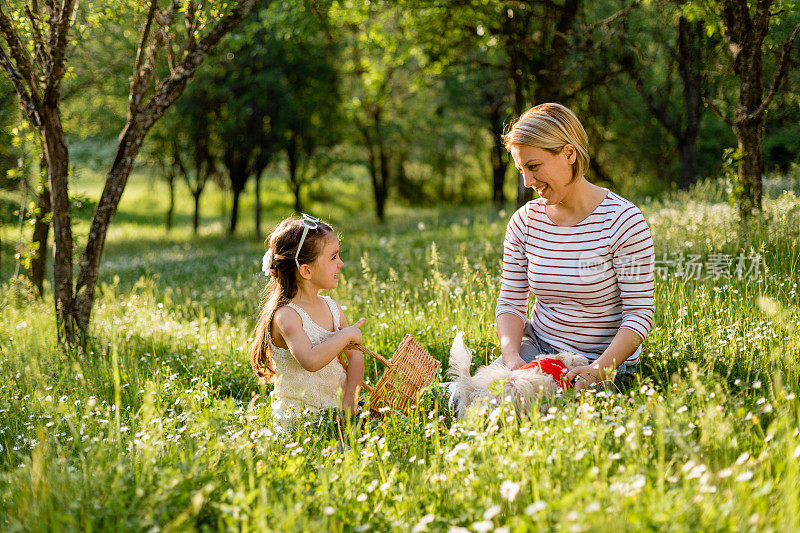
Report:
447,332,590,418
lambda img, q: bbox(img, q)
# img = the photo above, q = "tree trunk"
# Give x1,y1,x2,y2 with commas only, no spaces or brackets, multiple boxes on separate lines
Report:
230,186,241,234
677,136,698,190
254,169,262,239
192,191,201,234
42,107,76,340
715,0,793,219
735,117,764,218
165,171,175,232
509,61,530,208
489,103,508,206
28,176,51,297
357,120,385,222
73,120,147,331
676,16,704,190
733,41,765,217
286,136,302,213
375,141,389,222
224,150,250,235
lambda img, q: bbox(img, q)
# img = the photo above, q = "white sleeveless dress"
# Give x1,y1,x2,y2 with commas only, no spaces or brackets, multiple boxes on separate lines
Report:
270,296,347,431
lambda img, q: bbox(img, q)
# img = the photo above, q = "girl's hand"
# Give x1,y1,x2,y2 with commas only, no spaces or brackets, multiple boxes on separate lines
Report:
564,364,606,391
341,318,366,345
342,394,356,415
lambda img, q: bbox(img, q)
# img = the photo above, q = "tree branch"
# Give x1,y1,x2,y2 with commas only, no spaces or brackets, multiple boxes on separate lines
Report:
0,6,40,92
752,0,773,42
0,44,41,127
139,0,256,126
747,21,800,120
582,0,640,35
181,0,198,58
131,0,180,117
130,0,159,111
703,97,733,126
24,4,48,70
45,0,77,104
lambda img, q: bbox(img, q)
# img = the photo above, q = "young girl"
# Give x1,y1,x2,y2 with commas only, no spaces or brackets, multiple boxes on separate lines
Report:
249,214,366,431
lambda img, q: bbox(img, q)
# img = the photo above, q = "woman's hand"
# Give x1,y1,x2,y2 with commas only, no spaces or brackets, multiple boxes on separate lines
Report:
564,364,606,391
503,353,527,370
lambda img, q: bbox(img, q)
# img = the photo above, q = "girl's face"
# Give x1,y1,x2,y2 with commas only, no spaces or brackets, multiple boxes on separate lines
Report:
509,144,577,205
307,234,343,290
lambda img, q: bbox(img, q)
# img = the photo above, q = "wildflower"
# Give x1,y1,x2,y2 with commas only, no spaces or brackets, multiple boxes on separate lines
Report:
735,452,750,465
472,521,493,533
412,514,435,533
736,471,753,482
499,480,521,502
483,505,501,520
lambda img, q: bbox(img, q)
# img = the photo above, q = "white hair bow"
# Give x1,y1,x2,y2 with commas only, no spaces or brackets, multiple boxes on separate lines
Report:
262,249,273,277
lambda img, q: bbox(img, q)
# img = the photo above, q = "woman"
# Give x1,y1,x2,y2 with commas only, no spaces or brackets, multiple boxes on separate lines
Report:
496,103,654,391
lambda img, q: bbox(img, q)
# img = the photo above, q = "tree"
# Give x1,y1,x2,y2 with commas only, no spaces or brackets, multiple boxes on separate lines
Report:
0,0,256,341
705,0,800,219
405,0,640,207
311,0,420,222
623,3,715,189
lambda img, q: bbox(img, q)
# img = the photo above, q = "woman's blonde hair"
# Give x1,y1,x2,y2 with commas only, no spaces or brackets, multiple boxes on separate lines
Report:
502,102,590,182
248,217,335,384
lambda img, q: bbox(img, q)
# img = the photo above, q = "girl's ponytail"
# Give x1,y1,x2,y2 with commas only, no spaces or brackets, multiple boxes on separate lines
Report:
249,282,283,383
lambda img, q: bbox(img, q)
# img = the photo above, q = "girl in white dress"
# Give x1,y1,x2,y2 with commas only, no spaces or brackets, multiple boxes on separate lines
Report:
249,214,366,431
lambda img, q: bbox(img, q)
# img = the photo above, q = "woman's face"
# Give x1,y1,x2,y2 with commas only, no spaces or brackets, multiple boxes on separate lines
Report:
509,144,577,205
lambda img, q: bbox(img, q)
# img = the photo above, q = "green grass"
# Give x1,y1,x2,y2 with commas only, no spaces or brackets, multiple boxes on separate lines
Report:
1,169,800,531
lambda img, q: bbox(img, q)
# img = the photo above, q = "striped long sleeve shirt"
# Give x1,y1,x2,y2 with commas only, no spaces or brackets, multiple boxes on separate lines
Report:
495,191,655,365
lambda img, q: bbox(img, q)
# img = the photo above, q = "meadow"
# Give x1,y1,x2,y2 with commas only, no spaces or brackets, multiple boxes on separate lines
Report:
1,170,800,531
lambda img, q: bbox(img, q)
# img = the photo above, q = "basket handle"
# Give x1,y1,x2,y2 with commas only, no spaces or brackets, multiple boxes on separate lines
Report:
338,343,390,394
343,342,392,367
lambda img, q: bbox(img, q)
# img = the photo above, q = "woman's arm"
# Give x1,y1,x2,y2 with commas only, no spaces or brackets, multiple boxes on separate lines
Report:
273,307,365,372
564,328,642,390
496,313,527,370
495,206,532,369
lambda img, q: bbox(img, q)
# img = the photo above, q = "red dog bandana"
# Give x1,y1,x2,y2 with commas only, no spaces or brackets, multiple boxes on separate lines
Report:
518,358,573,389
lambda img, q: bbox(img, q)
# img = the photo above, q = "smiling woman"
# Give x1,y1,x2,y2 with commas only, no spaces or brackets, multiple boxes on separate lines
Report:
496,103,655,392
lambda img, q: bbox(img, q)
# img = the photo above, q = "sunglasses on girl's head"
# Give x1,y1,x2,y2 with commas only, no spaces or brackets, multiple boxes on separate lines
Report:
295,213,320,269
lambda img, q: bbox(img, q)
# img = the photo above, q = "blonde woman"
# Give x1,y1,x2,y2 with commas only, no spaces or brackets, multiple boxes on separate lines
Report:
495,103,655,391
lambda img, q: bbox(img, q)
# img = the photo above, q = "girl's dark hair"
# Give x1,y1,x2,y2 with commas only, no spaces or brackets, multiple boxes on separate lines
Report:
248,217,335,383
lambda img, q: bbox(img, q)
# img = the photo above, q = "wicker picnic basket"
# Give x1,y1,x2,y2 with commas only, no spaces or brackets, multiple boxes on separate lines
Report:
341,334,440,415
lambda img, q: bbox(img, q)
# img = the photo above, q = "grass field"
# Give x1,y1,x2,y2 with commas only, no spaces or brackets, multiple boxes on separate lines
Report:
1,170,800,531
